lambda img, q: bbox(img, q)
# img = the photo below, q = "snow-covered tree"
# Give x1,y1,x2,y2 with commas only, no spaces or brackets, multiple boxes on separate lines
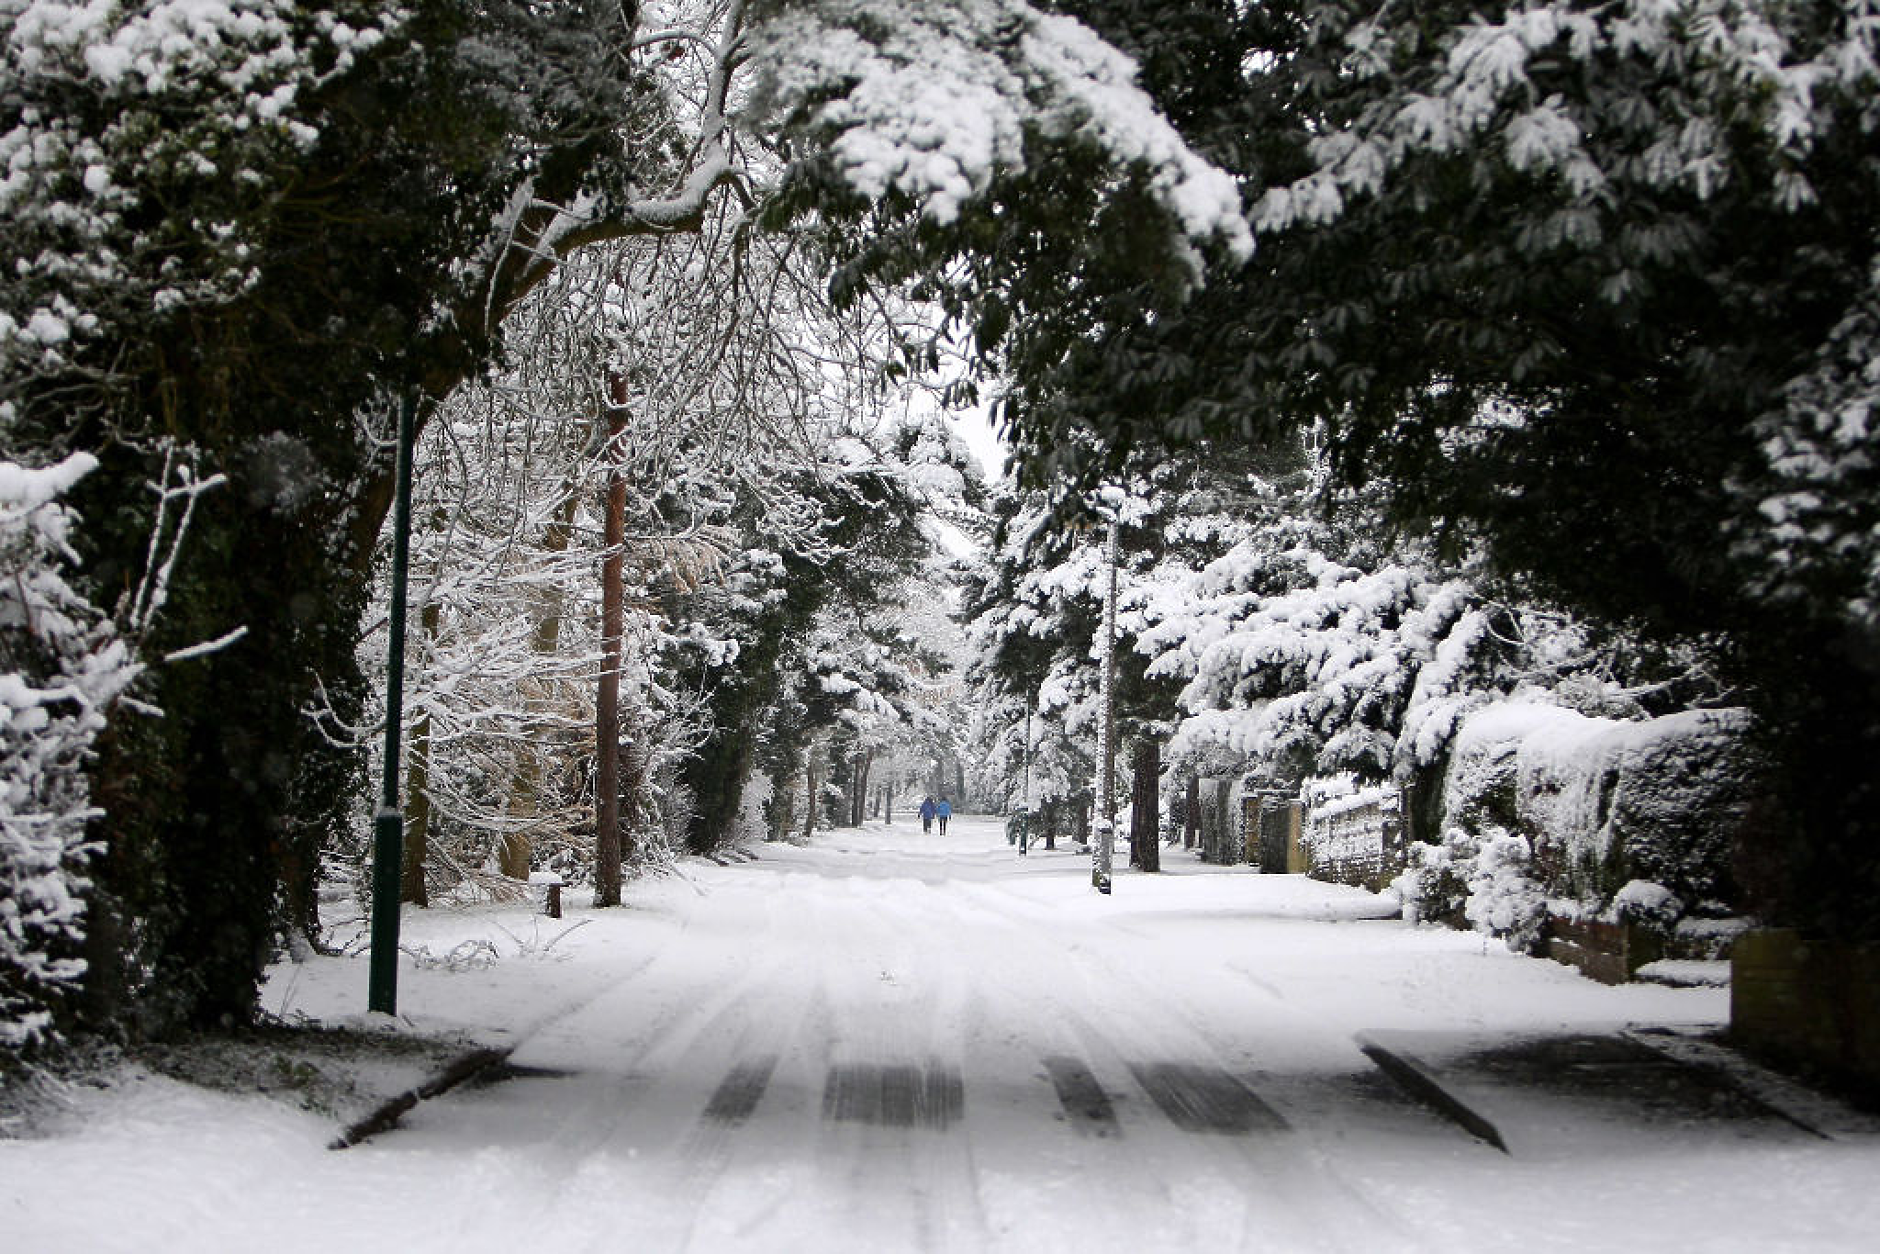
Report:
0,454,137,1052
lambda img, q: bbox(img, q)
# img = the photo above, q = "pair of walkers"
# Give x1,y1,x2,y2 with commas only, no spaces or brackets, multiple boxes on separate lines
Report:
918,795,952,835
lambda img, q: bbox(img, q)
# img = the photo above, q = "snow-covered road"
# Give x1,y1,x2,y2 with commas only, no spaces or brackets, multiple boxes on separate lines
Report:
9,815,1879,1252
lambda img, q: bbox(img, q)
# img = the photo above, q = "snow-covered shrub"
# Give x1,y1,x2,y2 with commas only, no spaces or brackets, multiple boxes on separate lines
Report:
1464,828,1547,953
1,453,138,1052
1440,700,1757,929
1392,828,1476,927
1609,879,1683,932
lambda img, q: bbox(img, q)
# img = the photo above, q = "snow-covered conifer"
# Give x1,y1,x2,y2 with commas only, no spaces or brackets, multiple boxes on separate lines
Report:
1,454,137,1051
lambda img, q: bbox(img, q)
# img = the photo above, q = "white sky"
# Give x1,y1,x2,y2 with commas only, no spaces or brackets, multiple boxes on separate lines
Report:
949,401,1008,482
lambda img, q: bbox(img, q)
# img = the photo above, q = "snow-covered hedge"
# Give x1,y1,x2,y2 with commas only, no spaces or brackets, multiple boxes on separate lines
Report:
1420,700,1757,949
1,453,138,1052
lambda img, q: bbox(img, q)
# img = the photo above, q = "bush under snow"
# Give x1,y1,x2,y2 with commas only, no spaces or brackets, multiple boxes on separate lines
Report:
1435,699,1757,938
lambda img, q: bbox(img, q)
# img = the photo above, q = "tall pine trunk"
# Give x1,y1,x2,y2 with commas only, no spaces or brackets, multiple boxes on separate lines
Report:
802,750,820,842
850,750,872,826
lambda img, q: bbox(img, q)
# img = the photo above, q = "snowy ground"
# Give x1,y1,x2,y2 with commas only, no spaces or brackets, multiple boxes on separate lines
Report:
7,813,1878,1252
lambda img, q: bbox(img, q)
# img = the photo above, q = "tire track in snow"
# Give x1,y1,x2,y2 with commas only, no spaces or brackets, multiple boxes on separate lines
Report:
1046,925,1436,1253
915,861,1432,1252
792,869,994,1253
415,871,824,1251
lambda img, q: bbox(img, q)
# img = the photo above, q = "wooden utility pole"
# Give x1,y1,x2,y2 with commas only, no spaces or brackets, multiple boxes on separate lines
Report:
1184,774,1200,849
594,375,630,907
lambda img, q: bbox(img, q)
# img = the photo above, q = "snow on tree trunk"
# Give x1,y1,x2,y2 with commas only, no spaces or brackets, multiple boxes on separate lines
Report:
1093,519,1119,894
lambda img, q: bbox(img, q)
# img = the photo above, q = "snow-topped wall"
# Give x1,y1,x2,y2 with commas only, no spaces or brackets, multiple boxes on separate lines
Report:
1302,784,1402,889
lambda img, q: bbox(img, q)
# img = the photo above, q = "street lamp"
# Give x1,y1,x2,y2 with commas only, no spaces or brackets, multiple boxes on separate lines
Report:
368,393,417,1015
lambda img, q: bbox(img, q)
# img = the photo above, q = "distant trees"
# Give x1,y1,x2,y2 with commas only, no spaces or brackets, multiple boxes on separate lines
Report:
361,189,989,902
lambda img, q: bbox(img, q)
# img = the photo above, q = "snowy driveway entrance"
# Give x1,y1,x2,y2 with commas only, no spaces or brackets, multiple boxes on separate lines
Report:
10,815,1880,1251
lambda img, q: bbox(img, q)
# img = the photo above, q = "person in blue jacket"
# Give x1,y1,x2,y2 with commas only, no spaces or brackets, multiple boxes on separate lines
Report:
935,797,952,835
918,795,936,834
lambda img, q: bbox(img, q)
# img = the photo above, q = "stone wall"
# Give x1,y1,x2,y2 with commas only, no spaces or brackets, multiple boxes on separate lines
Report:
1196,777,1240,865
1303,787,1404,891
1545,915,1661,985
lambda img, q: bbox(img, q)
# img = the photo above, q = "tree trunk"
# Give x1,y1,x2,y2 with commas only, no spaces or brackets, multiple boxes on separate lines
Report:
1184,775,1200,849
501,483,582,879
884,782,894,826
594,379,629,906
850,750,871,826
399,573,444,905
401,702,432,907
803,751,820,842
1130,737,1160,872
769,767,794,841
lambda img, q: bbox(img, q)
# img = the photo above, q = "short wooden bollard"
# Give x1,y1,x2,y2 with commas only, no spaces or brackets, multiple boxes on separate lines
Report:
529,870,563,919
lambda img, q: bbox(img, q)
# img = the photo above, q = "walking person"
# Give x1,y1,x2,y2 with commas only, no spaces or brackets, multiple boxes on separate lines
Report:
936,797,951,836
919,795,936,834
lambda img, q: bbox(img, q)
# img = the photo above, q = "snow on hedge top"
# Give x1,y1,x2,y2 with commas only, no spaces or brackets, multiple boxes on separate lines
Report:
1443,698,1754,887
754,0,1251,258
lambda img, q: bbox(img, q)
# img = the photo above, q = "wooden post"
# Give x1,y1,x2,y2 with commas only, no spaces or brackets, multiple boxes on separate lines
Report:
530,871,563,919
594,376,629,906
